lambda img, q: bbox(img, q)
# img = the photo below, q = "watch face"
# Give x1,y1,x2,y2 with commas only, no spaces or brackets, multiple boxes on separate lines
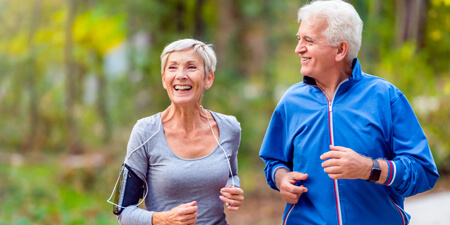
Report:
371,169,381,181
369,168,381,182
368,159,381,182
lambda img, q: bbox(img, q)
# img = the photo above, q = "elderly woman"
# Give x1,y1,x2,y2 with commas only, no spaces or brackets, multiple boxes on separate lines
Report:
111,39,244,224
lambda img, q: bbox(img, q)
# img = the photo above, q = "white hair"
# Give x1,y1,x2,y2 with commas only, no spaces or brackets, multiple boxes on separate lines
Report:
160,39,217,76
298,0,363,61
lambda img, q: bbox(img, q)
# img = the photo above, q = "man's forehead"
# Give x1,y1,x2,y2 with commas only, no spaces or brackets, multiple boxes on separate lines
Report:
298,19,327,35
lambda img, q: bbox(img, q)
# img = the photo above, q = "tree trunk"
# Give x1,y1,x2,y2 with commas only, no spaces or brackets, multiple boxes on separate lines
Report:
65,0,82,154
216,0,235,68
414,0,428,49
22,0,42,152
194,0,205,39
396,0,428,49
95,53,111,144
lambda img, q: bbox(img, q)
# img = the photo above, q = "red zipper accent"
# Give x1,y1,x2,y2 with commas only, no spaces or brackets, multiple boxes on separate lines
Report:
390,198,406,225
316,87,342,225
283,204,295,225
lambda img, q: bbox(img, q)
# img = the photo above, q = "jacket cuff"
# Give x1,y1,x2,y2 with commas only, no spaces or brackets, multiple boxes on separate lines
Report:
272,165,290,190
383,160,403,187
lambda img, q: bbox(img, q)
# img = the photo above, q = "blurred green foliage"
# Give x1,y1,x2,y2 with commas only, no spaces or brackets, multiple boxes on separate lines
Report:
1,161,118,224
0,0,449,224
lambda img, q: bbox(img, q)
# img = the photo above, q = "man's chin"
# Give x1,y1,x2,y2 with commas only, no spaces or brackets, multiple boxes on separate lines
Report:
300,70,310,77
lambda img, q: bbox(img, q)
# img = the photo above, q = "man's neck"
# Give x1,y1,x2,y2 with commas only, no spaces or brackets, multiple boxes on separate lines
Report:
315,62,353,101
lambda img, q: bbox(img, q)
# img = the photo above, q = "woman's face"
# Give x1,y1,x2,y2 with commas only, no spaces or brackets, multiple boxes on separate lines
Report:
162,48,213,107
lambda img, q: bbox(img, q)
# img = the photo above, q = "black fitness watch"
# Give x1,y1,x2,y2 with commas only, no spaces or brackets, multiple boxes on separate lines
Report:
367,159,381,182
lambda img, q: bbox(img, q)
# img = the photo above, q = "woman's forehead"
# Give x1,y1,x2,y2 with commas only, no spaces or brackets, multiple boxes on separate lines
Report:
167,48,203,63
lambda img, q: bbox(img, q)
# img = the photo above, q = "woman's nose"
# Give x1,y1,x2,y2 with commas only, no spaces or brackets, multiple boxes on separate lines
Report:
175,70,188,79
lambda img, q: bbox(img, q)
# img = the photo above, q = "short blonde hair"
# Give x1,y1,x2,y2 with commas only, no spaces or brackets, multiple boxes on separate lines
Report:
160,39,217,76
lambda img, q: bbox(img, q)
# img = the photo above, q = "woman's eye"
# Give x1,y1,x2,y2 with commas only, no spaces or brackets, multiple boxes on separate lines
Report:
188,65,197,69
168,66,176,69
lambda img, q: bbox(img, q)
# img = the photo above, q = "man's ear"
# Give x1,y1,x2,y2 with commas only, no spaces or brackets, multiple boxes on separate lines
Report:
336,41,349,62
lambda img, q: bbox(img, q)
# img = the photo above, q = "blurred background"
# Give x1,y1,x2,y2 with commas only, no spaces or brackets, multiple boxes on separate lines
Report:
0,0,449,224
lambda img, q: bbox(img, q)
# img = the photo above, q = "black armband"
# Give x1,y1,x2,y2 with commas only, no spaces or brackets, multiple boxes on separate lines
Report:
112,164,145,215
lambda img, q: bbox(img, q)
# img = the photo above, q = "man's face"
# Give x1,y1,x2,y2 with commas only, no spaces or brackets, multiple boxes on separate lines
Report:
295,18,338,79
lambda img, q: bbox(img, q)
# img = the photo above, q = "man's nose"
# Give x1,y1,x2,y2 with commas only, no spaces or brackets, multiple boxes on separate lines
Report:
295,42,306,54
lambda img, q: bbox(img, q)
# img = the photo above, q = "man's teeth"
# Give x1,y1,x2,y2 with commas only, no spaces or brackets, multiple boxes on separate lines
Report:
301,57,310,61
175,85,192,90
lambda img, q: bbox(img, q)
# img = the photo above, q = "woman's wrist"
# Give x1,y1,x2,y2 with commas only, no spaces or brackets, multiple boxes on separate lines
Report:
152,211,169,225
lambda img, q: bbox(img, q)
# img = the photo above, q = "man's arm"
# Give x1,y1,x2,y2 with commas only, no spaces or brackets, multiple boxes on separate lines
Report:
321,94,439,197
260,108,295,191
320,145,388,184
385,94,439,196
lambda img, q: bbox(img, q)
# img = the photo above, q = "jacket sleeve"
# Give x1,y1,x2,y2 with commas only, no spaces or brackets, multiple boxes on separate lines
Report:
383,94,439,197
259,107,293,191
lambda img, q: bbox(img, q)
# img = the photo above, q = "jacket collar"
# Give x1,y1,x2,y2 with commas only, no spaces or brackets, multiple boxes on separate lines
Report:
303,58,363,85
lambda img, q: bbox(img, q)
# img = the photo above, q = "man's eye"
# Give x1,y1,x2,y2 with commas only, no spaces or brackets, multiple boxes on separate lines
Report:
168,66,176,69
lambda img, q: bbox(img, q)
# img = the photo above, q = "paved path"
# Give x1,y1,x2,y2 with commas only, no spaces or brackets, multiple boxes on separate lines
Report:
405,191,450,225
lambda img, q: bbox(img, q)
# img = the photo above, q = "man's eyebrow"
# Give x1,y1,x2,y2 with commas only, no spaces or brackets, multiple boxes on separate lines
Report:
296,34,313,40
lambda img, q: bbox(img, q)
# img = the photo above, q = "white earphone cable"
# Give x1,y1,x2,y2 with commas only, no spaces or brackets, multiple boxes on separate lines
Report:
107,108,236,210
205,111,236,187
107,113,162,208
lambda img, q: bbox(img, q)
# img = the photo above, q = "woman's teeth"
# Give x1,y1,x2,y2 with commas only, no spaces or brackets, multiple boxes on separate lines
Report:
174,85,192,91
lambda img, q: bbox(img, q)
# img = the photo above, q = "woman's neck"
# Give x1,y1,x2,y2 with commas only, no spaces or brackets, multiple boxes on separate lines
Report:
161,104,209,133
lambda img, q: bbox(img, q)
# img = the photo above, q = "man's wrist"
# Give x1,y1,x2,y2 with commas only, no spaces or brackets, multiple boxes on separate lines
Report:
274,168,289,190
367,159,381,182
362,157,372,180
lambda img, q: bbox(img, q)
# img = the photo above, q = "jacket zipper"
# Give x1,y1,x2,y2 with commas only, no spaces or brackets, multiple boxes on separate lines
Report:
316,78,348,225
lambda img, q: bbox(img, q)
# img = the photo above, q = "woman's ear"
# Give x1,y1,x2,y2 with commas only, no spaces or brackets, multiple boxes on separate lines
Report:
335,41,349,62
205,72,214,90
162,73,167,89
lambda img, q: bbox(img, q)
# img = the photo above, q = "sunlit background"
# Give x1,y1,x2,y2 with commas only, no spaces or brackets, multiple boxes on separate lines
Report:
1,0,449,224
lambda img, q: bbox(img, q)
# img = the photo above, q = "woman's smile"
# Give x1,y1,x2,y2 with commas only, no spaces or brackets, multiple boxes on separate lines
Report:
174,85,193,91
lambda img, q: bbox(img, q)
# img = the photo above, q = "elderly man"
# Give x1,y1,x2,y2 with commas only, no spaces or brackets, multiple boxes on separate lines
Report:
259,1,439,225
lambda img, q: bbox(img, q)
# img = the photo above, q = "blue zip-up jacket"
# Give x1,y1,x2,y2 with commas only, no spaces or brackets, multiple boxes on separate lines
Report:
259,59,439,225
